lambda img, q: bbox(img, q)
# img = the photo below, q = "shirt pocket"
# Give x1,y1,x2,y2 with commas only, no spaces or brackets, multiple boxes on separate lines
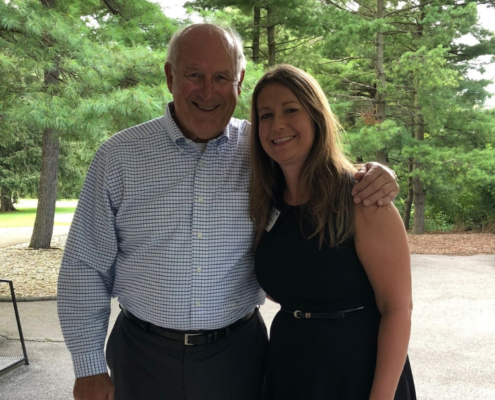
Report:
213,191,254,249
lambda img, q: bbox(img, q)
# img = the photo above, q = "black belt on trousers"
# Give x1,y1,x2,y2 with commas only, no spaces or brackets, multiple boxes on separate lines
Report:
282,306,365,319
121,306,258,345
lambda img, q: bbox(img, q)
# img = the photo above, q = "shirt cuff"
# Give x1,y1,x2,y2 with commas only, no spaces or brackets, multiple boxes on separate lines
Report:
71,350,108,378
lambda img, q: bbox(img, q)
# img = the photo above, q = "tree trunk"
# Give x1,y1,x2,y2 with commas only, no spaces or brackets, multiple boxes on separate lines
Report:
1,187,16,212
30,0,60,248
412,1,426,235
29,128,59,248
413,114,426,234
374,0,387,165
267,7,275,67
413,175,425,234
375,149,387,164
253,6,261,63
403,159,414,230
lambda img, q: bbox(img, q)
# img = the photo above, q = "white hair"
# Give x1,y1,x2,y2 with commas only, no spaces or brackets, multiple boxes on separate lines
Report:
166,23,246,81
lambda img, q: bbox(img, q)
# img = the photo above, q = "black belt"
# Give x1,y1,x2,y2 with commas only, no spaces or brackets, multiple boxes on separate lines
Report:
121,307,258,345
282,306,365,319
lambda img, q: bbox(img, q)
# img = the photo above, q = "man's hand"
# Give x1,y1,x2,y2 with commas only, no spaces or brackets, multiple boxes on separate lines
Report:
74,373,114,400
352,162,398,207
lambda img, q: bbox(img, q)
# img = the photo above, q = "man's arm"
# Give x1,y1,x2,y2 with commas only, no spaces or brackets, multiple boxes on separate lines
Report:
352,162,398,207
58,145,120,399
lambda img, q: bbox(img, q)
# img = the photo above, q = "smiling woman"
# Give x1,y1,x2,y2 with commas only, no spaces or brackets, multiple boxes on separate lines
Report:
249,64,416,400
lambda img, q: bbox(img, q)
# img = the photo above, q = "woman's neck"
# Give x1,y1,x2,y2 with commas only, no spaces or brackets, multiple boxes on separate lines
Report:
282,167,310,206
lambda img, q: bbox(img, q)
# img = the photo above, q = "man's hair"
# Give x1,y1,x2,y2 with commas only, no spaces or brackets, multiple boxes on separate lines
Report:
166,23,246,81
249,64,357,249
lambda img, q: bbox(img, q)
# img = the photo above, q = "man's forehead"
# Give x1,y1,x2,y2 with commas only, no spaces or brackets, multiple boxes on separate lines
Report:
182,63,234,75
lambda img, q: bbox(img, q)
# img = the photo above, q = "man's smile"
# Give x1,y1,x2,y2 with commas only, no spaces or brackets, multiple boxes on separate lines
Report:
193,102,220,112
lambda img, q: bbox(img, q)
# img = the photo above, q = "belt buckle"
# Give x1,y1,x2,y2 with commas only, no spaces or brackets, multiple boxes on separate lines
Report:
184,333,201,346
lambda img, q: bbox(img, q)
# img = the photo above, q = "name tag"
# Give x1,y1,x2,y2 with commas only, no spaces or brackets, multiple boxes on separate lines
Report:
266,207,281,232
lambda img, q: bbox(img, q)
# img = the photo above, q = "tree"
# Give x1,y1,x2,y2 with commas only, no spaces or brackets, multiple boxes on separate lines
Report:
0,0,176,247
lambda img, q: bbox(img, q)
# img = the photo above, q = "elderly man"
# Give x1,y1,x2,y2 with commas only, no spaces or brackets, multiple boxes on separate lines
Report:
58,23,398,400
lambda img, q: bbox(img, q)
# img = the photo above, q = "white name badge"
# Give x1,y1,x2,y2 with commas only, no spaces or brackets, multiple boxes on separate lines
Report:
266,207,281,232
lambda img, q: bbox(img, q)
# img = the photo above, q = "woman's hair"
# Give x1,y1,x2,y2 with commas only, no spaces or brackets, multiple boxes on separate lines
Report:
166,23,246,81
249,64,357,249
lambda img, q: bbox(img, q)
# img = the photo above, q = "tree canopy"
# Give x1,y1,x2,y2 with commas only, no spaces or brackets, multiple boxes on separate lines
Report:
1,0,494,247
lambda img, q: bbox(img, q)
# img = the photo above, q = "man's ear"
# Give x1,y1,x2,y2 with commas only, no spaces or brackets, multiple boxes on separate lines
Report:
165,63,174,93
237,70,245,95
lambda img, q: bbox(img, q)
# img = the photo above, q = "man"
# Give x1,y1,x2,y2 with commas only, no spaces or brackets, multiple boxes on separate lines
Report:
58,23,398,400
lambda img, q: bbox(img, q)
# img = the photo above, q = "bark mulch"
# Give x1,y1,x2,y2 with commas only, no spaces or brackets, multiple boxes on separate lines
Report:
1,233,494,300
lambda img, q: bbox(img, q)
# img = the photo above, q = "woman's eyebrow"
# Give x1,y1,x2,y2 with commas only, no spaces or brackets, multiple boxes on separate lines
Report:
258,101,298,113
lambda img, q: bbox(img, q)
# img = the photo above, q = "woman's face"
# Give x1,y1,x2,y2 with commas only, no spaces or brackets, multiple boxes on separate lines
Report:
257,83,315,173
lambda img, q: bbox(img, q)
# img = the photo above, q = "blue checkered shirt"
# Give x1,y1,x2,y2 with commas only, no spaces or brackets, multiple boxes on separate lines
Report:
58,103,265,378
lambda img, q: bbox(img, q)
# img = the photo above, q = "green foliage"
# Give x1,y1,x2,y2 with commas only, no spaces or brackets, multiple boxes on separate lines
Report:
0,0,175,201
1,0,494,232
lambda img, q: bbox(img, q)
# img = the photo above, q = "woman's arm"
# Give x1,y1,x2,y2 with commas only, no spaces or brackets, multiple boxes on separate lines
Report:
354,203,412,400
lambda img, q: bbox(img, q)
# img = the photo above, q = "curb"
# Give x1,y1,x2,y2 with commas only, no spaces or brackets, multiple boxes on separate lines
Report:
0,296,57,302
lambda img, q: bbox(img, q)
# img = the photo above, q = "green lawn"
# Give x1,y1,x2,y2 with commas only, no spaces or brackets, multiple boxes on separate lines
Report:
0,199,77,228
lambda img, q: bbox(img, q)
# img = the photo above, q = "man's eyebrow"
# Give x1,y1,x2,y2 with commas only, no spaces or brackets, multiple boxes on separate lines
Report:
183,66,232,76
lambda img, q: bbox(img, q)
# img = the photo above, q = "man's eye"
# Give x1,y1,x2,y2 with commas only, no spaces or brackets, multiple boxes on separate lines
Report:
215,75,230,84
187,73,201,81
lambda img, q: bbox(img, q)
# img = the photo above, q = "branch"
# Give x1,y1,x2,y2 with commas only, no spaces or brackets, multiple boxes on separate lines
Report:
102,0,120,15
276,36,316,46
383,30,420,35
323,0,362,15
278,37,323,53
351,0,375,15
319,56,369,64
385,0,435,17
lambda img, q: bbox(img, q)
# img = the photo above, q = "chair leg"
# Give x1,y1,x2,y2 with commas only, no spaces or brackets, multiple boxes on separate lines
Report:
0,279,29,370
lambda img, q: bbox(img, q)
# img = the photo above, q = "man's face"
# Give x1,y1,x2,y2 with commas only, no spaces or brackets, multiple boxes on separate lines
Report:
165,28,244,142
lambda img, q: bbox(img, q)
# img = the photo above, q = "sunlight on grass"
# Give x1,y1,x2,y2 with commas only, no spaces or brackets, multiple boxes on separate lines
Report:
0,199,78,228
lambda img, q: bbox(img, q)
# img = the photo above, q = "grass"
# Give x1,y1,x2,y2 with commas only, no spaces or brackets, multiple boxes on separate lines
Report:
0,199,77,228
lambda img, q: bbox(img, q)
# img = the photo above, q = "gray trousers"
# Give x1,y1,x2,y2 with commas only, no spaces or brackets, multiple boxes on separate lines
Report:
106,309,269,400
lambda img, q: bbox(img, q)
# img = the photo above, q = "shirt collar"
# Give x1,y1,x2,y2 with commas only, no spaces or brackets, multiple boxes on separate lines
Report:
164,102,231,152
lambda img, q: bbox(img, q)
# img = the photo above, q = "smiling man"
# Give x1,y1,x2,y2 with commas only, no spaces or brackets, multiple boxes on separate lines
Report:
58,24,399,400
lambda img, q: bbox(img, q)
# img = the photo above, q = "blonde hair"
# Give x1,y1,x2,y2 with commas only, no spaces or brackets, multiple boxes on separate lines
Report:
249,64,357,248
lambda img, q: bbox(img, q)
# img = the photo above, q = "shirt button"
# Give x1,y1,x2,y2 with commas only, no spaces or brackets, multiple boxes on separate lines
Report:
196,301,201,307
198,196,203,202
198,162,204,167
197,232,202,238
197,267,202,272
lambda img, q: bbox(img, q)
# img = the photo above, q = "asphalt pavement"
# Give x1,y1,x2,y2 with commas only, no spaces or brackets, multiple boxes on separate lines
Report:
1,254,494,399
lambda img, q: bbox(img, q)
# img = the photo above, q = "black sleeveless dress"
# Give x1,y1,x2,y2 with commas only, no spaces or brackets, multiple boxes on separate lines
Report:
255,201,416,400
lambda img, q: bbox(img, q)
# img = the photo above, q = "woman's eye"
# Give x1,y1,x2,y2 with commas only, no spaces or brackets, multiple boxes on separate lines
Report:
259,113,272,120
286,108,298,114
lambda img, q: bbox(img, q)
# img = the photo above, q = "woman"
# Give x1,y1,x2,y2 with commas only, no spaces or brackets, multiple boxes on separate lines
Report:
250,64,416,400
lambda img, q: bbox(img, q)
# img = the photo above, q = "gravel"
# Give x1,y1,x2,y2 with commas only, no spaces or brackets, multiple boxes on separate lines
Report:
1,233,494,300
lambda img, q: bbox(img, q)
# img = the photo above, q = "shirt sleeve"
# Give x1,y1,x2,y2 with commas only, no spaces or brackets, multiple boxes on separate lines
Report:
57,144,120,378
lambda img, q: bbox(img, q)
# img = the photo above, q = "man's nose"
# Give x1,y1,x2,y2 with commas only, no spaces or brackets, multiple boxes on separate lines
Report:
198,78,215,99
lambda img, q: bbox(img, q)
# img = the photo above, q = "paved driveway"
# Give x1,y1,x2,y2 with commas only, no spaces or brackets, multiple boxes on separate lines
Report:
0,254,494,399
